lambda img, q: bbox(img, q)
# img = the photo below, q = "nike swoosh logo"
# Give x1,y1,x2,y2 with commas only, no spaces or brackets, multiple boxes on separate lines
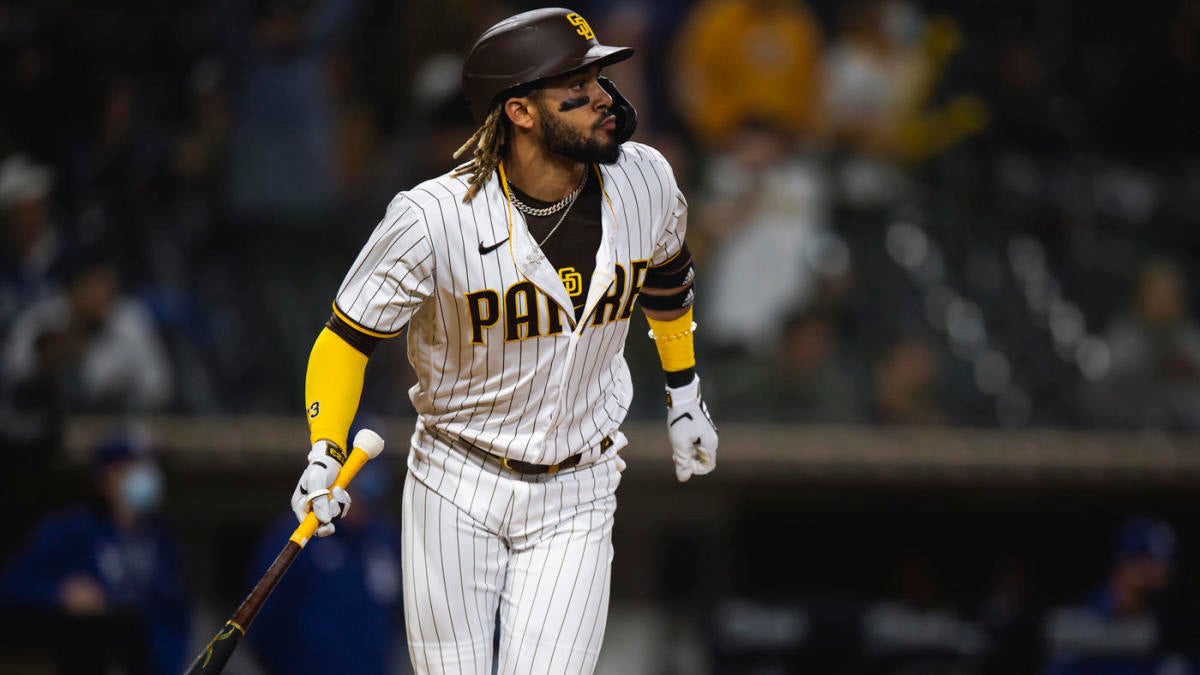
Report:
669,412,694,427
479,238,509,255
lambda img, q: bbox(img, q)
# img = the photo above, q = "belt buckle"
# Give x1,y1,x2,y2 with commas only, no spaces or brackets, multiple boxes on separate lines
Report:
546,463,560,476
500,456,514,471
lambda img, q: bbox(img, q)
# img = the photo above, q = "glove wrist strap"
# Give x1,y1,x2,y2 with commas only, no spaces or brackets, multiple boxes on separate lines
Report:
307,439,347,466
666,375,701,408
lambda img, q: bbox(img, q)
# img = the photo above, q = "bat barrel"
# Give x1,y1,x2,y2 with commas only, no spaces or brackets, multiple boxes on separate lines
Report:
183,622,243,674
182,540,301,674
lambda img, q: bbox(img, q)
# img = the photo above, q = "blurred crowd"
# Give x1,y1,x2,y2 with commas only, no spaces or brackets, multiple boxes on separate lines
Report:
1,425,1193,673
3,0,1200,440
0,428,409,674
3,2,1200,672
710,512,1198,673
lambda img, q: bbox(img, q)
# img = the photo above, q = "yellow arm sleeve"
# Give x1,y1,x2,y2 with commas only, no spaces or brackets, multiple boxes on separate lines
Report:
645,307,696,373
305,327,368,452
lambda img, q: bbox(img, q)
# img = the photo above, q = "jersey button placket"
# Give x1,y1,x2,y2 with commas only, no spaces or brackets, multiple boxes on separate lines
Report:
545,331,582,433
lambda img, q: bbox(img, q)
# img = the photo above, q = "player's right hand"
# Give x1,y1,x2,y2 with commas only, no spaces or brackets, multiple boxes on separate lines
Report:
290,440,352,537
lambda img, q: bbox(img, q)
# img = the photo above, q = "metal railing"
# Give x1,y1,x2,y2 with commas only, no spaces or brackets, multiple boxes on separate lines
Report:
63,416,1200,485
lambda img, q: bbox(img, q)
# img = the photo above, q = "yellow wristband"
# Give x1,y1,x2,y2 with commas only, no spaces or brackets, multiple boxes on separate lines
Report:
646,309,696,372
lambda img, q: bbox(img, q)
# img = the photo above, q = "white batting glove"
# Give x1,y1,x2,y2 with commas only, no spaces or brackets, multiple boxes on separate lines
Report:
666,375,718,482
290,440,352,537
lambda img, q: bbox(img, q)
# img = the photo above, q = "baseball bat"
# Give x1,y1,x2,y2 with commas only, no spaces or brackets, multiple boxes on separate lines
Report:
183,428,386,674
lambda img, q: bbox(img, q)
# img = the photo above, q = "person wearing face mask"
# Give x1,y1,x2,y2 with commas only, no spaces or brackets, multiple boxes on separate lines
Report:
246,448,405,675
0,434,192,674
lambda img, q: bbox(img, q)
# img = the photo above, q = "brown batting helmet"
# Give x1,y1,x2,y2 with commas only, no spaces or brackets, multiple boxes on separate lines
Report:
462,8,634,123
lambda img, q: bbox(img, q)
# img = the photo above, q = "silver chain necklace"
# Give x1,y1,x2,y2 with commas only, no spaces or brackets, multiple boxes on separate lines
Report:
535,185,580,247
507,169,587,217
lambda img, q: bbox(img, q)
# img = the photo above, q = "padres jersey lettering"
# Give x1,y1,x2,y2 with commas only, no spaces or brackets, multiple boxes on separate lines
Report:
463,273,643,346
334,143,685,466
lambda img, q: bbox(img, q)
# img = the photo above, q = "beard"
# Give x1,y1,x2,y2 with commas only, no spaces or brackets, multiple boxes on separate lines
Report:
536,100,621,165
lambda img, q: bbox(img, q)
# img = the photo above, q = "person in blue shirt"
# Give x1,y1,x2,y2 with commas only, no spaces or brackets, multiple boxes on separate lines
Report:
0,433,192,674
246,452,406,675
1044,515,1194,675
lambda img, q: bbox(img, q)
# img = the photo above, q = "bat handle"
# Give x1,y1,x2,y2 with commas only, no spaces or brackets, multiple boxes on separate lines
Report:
289,437,376,547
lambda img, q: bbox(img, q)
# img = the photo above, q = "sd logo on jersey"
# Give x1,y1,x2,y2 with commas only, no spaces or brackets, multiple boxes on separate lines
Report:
559,267,583,297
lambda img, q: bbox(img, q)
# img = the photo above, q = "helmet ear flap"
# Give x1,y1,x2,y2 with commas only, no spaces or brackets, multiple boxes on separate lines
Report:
598,76,637,144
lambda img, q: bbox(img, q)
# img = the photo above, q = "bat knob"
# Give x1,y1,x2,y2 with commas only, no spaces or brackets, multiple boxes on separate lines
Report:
352,428,385,459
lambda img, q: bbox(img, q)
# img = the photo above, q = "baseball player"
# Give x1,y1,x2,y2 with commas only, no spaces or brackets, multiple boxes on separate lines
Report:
288,7,718,673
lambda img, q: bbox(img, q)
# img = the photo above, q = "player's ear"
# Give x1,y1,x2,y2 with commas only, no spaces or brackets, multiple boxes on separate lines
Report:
504,96,537,131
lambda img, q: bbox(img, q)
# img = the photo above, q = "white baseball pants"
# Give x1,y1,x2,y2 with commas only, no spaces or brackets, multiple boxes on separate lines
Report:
402,428,624,674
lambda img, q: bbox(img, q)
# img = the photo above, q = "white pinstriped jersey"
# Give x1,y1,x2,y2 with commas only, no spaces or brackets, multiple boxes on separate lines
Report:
334,142,685,465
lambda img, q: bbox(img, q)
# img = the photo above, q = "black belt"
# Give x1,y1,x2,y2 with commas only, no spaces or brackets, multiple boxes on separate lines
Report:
467,435,614,475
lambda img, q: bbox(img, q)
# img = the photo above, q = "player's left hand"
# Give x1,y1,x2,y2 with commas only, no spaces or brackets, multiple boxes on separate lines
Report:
665,375,718,482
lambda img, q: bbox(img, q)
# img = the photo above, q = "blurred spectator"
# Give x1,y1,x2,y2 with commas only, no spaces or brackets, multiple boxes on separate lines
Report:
220,0,369,403
382,52,479,189
0,325,71,467
821,0,987,163
130,59,241,415
696,123,840,354
711,309,866,423
0,154,64,322
246,454,405,675
981,34,1083,158
0,8,62,160
860,551,987,673
166,58,232,287
2,247,174,413
669,0,824,147
0,433,192,674
871,337,946,425
224,0,362,224
1043,516,1195,674
979,557,1041,675
85,77,161,285
1082,257,1200,430
0,323,74,586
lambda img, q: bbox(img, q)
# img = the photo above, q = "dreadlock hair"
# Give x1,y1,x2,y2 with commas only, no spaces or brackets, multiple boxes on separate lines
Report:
451,105,509,203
